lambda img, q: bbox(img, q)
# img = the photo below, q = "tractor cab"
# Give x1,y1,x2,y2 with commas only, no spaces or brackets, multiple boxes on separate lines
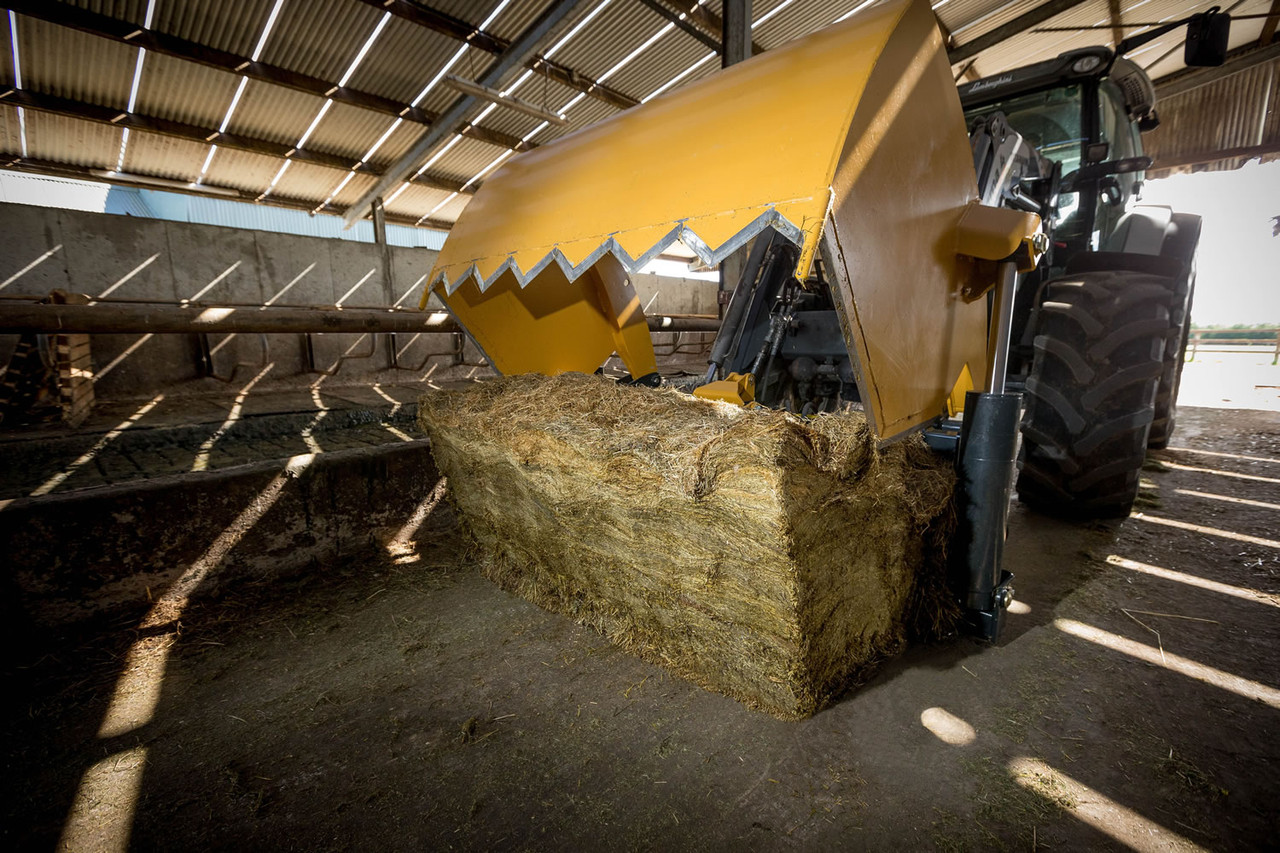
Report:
959,47,1159,272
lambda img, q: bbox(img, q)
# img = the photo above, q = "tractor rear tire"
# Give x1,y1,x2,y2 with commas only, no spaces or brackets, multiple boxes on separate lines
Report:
1016,270,1172,519
1147,276,1195,449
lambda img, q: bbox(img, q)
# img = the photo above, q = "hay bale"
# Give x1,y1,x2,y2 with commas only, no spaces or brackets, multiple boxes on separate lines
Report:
418,373,957,719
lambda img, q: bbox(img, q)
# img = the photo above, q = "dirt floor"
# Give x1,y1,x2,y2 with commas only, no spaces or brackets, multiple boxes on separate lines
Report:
5,386,1279,849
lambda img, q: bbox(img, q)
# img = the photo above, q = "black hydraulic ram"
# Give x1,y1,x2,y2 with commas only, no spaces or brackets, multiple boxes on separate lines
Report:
703,231,792,385
953,260,1021,640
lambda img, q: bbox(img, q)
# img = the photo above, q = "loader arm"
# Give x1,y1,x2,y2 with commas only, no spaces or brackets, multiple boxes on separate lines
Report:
425,0,1039,443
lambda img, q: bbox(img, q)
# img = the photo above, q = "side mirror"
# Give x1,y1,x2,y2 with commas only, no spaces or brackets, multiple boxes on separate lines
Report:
1117,7,1230,67
1185,11,1229,66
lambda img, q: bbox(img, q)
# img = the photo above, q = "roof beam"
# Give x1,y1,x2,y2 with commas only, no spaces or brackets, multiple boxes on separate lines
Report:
343,0,586,227
1153,39,1280,96
948,0,1091,65
1,0,532,153
1106,0,1125,49
1153,39,1280,95
1261,0,1279,46
0,156,440,229
639,0,721,52
1149,141,1280,171
671,0,764,56
0,87,473,196
721,0,751,68
354,0,639,111
356,0,507,53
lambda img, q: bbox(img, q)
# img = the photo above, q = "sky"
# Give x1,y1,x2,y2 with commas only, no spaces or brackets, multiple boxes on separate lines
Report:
1139,158,1280,327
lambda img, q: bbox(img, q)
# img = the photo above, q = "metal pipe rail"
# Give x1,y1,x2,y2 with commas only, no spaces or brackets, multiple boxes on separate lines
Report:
0,301,722,336
1186,328,1280,364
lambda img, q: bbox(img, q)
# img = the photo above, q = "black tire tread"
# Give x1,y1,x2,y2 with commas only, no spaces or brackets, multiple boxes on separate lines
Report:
1148,274,1195,448
1017,270,1171,518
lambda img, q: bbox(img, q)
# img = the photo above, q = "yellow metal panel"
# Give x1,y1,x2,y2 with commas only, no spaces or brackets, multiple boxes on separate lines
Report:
425,0,916,294
820,0,994,439
442,255,656,379
425,0,1025,444
955,202,1042,262
948,364,975,417
693,372,756,406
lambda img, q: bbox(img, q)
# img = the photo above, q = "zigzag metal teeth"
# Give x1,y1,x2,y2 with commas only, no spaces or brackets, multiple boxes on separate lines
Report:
434,208,808,297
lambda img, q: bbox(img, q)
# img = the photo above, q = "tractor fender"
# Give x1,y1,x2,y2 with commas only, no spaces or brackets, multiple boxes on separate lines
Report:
1065,205,1202,276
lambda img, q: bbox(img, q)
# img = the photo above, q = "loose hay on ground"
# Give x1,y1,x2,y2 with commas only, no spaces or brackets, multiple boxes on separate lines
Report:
419,373,958,719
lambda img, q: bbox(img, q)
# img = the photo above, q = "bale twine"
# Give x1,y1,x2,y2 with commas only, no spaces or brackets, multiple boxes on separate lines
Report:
419,373,958,719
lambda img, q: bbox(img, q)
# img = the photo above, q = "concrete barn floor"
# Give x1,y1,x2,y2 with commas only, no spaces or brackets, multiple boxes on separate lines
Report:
3,358,1278,851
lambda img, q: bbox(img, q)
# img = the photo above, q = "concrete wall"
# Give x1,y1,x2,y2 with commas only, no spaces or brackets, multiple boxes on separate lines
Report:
631,272,720,317
0,202,475,400
2,440,443,633
0,202,721,400
630,273,720,374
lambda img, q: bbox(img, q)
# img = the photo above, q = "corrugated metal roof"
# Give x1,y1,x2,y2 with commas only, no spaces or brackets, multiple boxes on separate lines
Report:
485,0,558,43
383,182,454,217
936,0,1013,34
1146,54,1280,175
3,0,1268,233
19,16,136,108
134,52,242,129
121,132,209,180
271,157,341,201
429,134,512,184
431,189,471,222
259,0,387,83
1,15,14,89
605,21,713,99
364,118,428,165
548,94,613,139
23,109,121,168
0,105,25,153
227,79,328,147
344,15,461,105
551,0,672,80
68,0,149,25
969,0,1116,75
329,170,379,208
303,100,399,162
202,146,283,192
755,0,849,48
153,0,274,57
473,78,580,139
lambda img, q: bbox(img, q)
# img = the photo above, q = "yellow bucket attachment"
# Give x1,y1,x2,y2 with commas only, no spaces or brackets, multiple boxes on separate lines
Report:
693,372,756,406
425,0,1038,439
440,253,655,378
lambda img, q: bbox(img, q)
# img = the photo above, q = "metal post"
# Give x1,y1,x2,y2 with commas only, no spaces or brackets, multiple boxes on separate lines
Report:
0,299,720,336
721,0,751,68
371,196,400,367
986,260,1018,394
